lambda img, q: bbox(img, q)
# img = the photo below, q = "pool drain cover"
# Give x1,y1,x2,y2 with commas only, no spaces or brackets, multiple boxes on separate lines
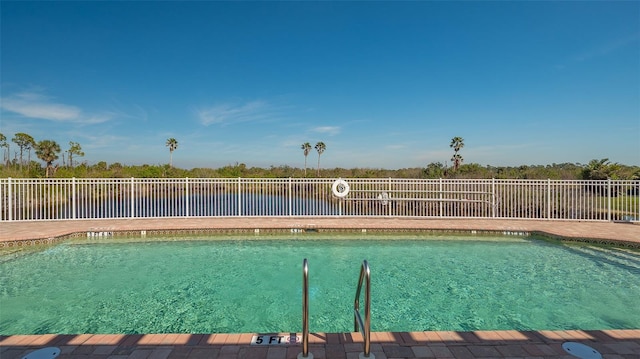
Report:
22,347,60,359
562,342,602,359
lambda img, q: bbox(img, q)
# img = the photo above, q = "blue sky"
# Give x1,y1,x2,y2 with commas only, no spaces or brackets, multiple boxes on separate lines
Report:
1,1,639,169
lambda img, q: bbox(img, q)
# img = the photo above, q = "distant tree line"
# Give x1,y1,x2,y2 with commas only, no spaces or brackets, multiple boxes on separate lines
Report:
1,132,638,180
2,159,638,181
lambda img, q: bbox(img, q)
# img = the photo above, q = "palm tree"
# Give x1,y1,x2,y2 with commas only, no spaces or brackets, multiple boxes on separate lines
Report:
35,140,61,177
451,154,463,171
314,141,326,177
301,142,312,177
166,138,178,167
449,136,464,171
68,141,85,168
0,133,8,166
12,133,35,171
582,158,619,180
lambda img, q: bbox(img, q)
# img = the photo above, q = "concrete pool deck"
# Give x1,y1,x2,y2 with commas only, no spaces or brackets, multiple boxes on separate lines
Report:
1,217,640,245
1,218,639,358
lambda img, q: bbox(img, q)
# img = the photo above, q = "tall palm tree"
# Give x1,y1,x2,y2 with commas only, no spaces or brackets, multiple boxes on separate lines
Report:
450,154,463,171
12,133,35,171
35,140,61,177
68,141,85,168
301,142,312,177
449,137,464,171
0,133,8,166
314,141,326,177
166,138,178,167
11,134,24,167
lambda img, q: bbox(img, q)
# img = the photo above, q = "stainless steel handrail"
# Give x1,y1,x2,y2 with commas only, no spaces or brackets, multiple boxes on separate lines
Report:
354,260,372,358
300,258,311,359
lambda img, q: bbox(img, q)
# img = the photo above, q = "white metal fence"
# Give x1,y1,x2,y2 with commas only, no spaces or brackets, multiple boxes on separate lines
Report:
0,177,638,222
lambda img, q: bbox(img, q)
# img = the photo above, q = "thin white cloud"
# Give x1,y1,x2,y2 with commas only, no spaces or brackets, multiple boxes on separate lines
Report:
312,126,341,136
196,100,274,126
575,33,640,62
83,114,114,124
105,101,150,123
79,134,128,149
0,91,111,124
1,92,80,121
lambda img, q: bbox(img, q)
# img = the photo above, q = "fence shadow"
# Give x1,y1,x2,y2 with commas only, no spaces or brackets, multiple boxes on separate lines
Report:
2,329,639,358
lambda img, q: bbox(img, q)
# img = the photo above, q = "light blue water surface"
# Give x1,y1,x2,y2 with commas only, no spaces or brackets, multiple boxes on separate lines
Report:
1,234,639,335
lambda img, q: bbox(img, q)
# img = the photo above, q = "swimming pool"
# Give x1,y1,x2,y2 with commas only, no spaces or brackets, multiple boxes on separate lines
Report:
1,234,639,335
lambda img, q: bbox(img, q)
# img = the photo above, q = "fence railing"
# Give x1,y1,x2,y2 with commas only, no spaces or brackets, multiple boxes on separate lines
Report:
1,177,638,222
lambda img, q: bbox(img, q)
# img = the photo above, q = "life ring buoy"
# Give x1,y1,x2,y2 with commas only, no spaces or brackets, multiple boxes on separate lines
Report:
377,191,390,206
332,179,350,198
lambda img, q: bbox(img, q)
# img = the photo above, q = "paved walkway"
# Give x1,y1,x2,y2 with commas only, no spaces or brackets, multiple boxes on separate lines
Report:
2,329,640,359
2,217,640,245
1,218,639,358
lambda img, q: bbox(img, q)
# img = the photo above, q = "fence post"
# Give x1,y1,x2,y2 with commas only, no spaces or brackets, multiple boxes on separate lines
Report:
185,177,190,217
72,177,76,220
439,178,443,217
491,178,496,218
338,179,343,216
8,177,12,222
388,177,392,217
288,177,293,217
547,179,551,220
130,177,135,218
238,177,242,216
607,178,612,222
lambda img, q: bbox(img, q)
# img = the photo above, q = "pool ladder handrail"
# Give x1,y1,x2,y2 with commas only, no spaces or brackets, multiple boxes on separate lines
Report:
354,260,373,358
299,259,312,359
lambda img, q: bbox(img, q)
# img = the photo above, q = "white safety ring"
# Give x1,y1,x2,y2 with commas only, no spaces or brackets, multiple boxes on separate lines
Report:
377,191,390,206
332,179,350,198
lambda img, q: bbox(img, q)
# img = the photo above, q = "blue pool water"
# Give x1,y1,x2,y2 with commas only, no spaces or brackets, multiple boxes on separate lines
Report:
1,234,639,334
